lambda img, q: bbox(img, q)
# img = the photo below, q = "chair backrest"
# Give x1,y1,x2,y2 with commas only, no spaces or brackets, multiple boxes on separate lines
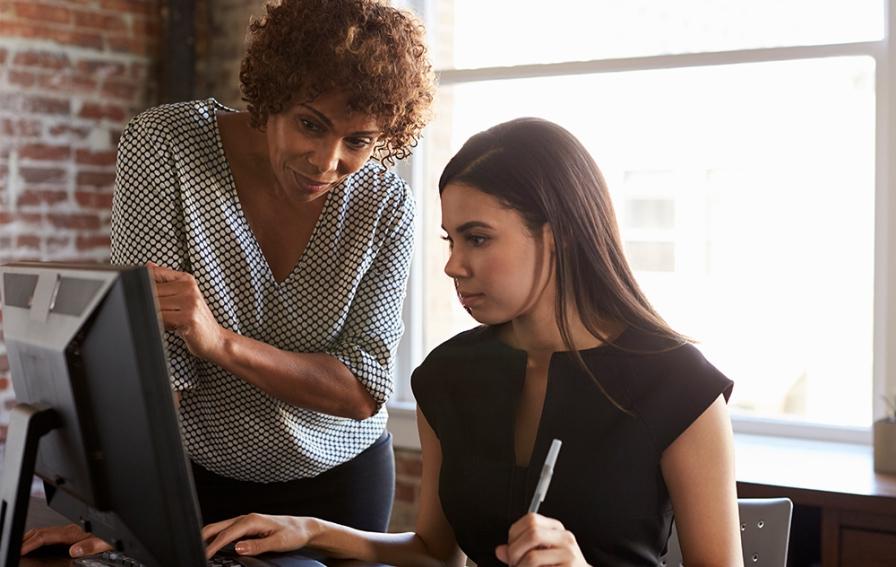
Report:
659,497,793,566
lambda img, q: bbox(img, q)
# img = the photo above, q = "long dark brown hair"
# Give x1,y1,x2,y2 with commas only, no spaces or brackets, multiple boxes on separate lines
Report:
439,118,688,409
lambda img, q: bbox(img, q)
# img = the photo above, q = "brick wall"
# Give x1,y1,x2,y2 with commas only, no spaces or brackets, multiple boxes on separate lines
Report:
0,0,161,439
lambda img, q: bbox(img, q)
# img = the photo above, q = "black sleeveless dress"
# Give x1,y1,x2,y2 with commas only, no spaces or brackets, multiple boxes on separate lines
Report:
411,325,733,566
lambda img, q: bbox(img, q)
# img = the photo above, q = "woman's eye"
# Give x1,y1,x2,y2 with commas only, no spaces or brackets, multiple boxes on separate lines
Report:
468,235,487,246
300,118,321,132
346,137,372,150
440,235,453,249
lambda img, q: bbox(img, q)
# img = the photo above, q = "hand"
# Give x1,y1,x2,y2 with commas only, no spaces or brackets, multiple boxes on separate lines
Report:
21,523,111,557
495,513,589,567
202,514,317,559
147,262,226,361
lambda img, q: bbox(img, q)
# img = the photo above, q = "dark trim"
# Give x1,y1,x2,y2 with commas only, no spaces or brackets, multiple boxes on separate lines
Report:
160,0,196,103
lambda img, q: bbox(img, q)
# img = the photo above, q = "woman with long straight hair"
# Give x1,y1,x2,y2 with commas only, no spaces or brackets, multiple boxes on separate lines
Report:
202,118,743,567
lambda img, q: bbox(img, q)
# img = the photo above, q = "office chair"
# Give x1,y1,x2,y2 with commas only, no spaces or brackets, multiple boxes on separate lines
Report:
660,497,793,566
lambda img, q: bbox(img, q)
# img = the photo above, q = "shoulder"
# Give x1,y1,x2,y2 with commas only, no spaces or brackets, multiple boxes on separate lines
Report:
346,161,413,210
123,99,220,146
411,326,493,390
611,329,734,451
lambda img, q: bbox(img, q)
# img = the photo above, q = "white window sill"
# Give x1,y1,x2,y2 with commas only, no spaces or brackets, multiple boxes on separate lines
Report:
387,403,873,452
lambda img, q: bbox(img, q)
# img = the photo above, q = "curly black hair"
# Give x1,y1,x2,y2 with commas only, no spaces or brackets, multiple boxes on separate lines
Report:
240,0,435,166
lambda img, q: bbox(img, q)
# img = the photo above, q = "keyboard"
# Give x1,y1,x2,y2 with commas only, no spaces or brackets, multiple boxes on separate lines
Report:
73,550,243,566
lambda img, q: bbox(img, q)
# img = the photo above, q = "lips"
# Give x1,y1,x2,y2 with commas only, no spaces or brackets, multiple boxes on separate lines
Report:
457,291,484,307
290,169,334,193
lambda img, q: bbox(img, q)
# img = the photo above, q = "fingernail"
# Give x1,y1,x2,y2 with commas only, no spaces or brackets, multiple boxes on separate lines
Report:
71,546,83,556
235,543,247,554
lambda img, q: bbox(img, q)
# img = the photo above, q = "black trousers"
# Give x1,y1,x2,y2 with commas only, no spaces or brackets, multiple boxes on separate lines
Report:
191,432,395,531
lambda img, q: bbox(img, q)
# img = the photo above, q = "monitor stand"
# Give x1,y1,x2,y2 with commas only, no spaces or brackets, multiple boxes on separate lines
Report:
0,403,60,567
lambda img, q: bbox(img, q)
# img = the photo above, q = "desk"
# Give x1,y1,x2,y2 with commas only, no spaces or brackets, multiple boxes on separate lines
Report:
20,497,381,567
735,435,896,567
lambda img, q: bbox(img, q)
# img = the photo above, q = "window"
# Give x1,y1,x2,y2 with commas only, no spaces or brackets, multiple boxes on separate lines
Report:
392,0,892,444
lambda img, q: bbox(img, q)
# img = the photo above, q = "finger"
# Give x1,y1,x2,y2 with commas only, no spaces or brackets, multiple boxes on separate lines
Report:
153,279,194,298
494,544,510,564
21,525,84,555
70,536,112,558
515,544,574,567
205,516,274,558
507,513,565,546
146,263,190,283
201,517,242,543
506,521,569,567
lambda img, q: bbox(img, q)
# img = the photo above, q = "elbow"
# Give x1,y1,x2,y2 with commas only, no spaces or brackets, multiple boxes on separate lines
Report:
347,390,380,421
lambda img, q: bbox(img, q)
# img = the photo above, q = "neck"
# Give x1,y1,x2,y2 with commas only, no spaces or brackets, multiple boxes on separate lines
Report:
500,297,613,355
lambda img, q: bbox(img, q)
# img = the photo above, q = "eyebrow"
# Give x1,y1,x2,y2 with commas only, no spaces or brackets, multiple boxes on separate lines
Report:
298,103,382,137
441,221,494,233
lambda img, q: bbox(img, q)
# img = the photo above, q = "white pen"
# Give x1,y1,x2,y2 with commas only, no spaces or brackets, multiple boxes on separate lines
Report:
528,438,562,514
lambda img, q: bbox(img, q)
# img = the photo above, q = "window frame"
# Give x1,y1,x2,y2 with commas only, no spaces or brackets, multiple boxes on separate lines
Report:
387,1,896,450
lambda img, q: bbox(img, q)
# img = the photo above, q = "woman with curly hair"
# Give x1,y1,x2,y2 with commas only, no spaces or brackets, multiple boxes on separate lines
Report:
21,0,434,559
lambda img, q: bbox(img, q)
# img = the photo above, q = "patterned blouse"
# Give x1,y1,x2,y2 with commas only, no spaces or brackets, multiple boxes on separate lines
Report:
110,99,413,482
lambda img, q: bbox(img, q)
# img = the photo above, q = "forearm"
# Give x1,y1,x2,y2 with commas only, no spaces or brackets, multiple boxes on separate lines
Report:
307,519,457,567
210,329,378,420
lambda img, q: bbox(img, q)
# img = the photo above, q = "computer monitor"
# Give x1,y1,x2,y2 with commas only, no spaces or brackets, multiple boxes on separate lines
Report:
0,262,207,566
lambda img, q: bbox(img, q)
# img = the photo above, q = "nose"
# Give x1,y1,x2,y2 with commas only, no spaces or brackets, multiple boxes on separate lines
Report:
444,248,470,279
306,140,340,174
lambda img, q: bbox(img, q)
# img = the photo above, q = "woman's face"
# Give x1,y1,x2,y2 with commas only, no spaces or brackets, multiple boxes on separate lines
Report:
441,182,554,325
265,91,382,201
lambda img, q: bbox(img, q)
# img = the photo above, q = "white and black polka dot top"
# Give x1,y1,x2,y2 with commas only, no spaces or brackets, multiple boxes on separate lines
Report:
110,99,413,482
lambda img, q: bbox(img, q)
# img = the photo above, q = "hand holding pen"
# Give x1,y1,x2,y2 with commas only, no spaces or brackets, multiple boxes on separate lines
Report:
495,439,591,567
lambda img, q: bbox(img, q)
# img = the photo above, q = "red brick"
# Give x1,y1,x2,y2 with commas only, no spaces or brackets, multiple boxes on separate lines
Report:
0,22,105,51
1,118,42,137
130,15,160,37
37,73,98,93
73,10,127,30
52,29,104,50
0,94,71,116
99,0,156,16
47,213,101,230
106,35,156,57
12,50,70,70
101,80,138,101
48,124,89,139
78,102,127,122
76,59,128,79
77,171,115,188
12,2,72,25
76,235,111,250
0,212,42,225
19,144,71,161
17,190,69,207
16,234,41,249
0,49,7,65
395,455,423,477
130,61,150,80
75,149,117,166
7,70,36,88
75,191,114,209
19,166,67,184
394,480,417,503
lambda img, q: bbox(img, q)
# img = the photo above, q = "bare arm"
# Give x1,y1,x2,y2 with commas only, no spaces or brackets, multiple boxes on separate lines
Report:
661,395,743,567
214,330,376,419
150,265,377,420
203,409,464,567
